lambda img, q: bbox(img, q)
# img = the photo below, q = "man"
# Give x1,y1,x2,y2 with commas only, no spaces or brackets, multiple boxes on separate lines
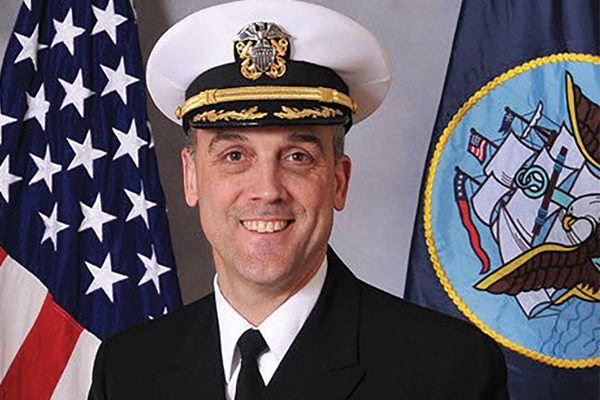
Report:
89,1,509,399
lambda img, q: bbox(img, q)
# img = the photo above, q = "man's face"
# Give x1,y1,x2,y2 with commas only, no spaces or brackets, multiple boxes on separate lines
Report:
181,125,351,294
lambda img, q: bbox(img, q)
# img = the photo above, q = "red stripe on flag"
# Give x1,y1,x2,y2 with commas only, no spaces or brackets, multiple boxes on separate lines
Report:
457,198,490,274
0,246,8,270
0,294,83,400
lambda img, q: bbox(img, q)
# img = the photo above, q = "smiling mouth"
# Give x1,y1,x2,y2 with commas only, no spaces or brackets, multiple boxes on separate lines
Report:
241,220,293,233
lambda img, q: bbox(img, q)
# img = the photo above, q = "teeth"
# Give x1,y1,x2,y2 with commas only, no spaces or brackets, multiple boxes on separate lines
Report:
242,220,289,233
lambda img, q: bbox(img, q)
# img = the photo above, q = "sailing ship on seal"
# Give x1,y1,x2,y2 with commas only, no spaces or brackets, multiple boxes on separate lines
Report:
454,72,600,318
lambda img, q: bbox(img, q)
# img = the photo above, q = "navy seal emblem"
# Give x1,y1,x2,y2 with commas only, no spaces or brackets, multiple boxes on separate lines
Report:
425,54,600,368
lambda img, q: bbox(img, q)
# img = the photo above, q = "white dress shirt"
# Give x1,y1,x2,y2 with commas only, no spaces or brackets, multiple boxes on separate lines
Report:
214,258,327,400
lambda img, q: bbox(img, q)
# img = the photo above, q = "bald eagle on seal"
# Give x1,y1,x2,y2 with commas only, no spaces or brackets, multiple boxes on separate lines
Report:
475,194,600,304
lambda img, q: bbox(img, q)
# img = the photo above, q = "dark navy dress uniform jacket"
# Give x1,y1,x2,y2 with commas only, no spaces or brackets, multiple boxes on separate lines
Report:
89,247,510,400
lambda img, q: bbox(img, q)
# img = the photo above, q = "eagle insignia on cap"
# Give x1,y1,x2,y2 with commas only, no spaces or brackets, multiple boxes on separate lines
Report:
235,22,289,80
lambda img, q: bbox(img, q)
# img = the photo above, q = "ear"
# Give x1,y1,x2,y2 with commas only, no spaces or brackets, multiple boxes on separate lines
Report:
333,154,351,211
181,147,199,207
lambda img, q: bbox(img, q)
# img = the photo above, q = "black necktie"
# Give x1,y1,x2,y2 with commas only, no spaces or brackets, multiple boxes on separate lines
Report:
235,329,268,400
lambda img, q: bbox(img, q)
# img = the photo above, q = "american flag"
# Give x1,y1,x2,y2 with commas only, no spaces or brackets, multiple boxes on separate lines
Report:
0,1,182,399
467,128,489,163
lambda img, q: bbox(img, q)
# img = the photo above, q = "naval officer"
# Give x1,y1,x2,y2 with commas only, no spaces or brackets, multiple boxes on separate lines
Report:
89,1,510,399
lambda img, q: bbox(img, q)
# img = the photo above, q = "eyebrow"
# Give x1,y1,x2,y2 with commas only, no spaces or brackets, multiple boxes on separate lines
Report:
206,129,325,154
289,131,324,155
207,131,248,152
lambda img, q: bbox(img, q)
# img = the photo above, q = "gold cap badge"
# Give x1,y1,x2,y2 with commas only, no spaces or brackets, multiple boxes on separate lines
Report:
234,22,289,80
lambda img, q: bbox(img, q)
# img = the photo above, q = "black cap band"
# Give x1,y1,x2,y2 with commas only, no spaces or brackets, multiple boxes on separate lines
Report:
179,61,355,133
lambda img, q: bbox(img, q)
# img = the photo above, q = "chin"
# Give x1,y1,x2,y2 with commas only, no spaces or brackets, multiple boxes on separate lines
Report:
236,252,299,287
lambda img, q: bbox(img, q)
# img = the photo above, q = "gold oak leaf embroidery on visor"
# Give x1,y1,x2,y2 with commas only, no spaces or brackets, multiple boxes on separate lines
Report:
191,106,268,123
176,87,357,120
274,106,344,120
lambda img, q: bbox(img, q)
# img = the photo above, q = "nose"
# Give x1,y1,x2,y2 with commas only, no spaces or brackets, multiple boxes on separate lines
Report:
247,158,288,203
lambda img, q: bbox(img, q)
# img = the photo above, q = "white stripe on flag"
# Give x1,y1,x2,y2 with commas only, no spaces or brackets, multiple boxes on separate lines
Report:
0,256,48,381
50,330,101,400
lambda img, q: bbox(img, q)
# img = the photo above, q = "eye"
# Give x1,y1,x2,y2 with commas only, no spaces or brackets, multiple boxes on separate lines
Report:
225,150,244,162
286,151,311,163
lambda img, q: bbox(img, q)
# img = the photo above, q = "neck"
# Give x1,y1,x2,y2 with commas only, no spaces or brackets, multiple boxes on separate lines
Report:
216,253,325,326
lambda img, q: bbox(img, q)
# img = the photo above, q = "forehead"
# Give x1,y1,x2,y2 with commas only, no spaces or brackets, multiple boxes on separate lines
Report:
195,125,336,146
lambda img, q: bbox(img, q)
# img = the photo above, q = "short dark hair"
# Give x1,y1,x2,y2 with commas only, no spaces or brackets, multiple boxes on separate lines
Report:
331,124,345,162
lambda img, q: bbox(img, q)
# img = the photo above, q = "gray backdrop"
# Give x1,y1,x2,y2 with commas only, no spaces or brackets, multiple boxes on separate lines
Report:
0,0,461,303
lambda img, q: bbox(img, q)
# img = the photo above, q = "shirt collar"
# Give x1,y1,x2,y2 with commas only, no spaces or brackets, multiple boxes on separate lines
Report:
214,257,328,382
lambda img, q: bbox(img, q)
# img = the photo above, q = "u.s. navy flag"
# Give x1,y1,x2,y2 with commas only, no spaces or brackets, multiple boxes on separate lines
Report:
0,1,182,399
405,0,599,399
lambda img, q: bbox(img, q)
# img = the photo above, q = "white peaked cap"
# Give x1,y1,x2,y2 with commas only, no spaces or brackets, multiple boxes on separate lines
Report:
147,0,392,127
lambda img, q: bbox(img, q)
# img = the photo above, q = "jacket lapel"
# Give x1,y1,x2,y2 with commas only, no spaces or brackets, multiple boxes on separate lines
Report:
151,295,226,400
263,248,365,400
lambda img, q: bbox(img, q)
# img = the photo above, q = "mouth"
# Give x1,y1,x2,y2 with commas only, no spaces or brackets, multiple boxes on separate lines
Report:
241,219,294,233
